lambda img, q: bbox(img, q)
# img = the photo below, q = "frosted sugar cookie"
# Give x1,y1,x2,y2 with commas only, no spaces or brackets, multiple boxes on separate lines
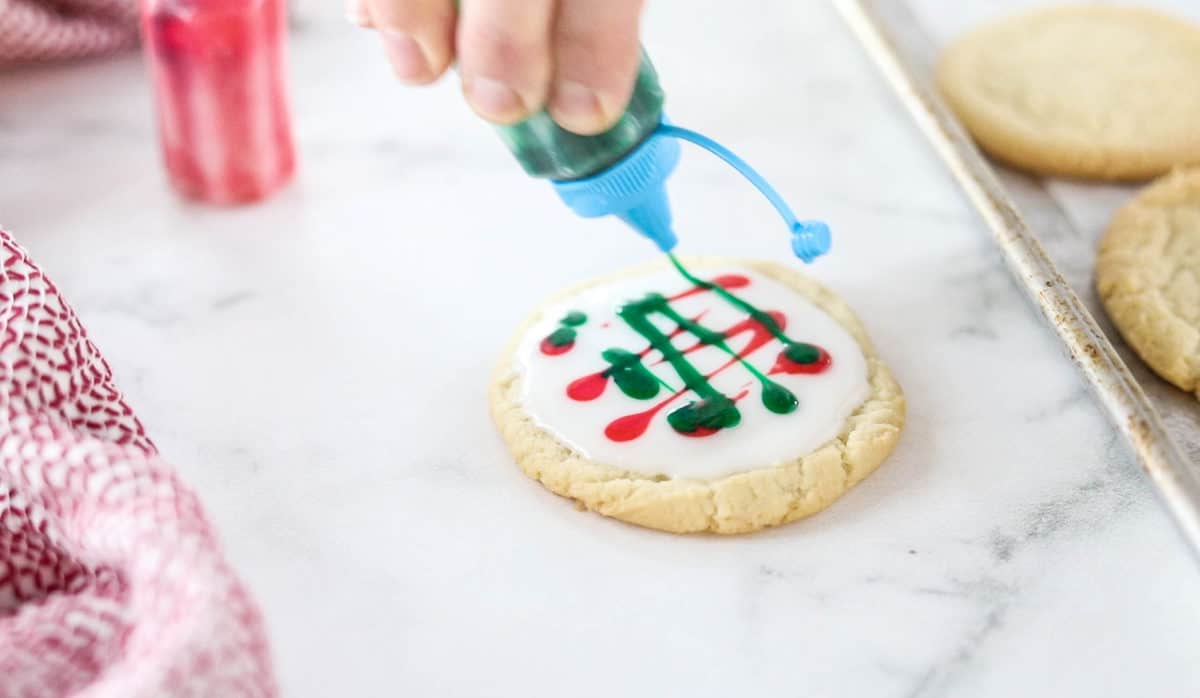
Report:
490,257,905,534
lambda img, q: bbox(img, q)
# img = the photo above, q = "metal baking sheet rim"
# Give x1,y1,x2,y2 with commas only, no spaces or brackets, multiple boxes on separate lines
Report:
835,0,1200,561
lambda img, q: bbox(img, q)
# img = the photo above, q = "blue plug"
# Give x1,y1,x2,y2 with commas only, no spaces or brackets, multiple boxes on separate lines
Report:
791,220,832,264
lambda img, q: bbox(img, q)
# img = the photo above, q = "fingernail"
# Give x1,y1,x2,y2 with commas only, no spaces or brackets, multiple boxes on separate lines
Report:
550,81,614,135
381,31,432,83
463,76,528,124
344,0,371,27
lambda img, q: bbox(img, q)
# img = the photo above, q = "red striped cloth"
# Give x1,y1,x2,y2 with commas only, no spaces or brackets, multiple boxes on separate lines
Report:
0,0,138,63
0,227,276,697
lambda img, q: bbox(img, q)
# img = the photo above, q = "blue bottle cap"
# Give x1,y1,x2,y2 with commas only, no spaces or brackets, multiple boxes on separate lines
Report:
552,133,681,251
551,119,832,263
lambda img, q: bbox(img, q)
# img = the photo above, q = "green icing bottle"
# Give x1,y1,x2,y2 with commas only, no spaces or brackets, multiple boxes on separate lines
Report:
495,52,666,181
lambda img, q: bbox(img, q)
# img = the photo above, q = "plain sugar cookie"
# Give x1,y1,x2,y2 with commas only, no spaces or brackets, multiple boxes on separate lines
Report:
1097,168,1200,395
489,257,905,534
937,5,1200,181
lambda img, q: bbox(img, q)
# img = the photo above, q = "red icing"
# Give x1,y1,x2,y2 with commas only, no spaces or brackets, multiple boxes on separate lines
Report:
770,347,832,375
539,337,573,356
146,0,294,203
605,402,669,442
602,313,778,442
565,312,707,402
566,372,607,401
667,311,786,365
552,271,836,444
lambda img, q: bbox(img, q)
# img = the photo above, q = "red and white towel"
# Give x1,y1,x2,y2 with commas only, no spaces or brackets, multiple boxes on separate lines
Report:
0,227,276,697
0,0,138,64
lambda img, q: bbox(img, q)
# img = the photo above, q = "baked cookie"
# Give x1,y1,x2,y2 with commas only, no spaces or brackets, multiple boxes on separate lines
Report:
1097,168,1200,395
489,257,905,534
937,5,1200,181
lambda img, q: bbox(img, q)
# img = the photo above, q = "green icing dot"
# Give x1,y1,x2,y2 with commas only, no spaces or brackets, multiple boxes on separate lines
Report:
547,326,576,347
760,381,798,414
668,396,741,434
784,342,821,364
561,310,587,327
601,348,659,400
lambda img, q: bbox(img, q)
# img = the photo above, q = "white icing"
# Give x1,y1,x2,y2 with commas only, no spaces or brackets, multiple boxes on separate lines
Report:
513,266,870,480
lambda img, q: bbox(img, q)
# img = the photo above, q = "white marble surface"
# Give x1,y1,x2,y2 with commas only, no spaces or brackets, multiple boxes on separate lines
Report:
3,1,1200,696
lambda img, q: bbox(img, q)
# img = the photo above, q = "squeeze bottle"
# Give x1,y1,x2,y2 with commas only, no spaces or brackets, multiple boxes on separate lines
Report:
493,52,831,262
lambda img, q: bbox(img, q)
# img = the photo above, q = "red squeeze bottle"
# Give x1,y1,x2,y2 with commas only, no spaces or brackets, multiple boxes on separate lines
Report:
140,0,295,204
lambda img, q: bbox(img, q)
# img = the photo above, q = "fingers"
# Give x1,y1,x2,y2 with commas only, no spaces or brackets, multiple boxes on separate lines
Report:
457,0,556,125
354,0,648,134
549,0,644,134
361,0,457,85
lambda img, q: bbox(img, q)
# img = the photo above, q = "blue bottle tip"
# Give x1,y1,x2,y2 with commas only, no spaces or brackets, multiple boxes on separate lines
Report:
618,191,678,252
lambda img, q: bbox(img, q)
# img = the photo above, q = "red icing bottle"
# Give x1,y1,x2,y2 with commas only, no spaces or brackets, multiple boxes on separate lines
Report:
140,0,295,204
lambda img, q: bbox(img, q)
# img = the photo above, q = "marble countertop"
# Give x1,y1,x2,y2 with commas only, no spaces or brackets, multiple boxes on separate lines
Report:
3,1,1200,696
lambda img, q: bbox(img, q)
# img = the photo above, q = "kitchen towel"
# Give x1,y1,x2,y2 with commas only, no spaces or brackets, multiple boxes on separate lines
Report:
0,0,137,63
0,227,276,697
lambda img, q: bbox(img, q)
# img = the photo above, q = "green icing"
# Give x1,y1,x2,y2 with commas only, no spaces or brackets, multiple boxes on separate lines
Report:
612,272,801,438
562,256,823,439
760,381,799,414
667,395,741,434
668,254,789,340
546,326,576,347
617,293,724,410
601,348,664,399
561,311,587,327
784,342,821,364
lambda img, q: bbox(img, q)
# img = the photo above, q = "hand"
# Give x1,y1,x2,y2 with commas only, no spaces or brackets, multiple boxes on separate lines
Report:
347,0,646,135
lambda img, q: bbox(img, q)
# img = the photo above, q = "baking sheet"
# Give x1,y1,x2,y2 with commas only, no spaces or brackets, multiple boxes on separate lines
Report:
839,0,1200,559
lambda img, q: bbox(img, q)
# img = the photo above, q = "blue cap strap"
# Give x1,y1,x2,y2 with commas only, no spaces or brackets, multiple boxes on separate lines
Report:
655,124,831,263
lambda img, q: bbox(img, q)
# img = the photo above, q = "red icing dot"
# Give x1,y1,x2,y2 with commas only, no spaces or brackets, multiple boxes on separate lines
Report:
566,372,607,401
540,336,574,356
710,274,750,290
605,408,658,442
